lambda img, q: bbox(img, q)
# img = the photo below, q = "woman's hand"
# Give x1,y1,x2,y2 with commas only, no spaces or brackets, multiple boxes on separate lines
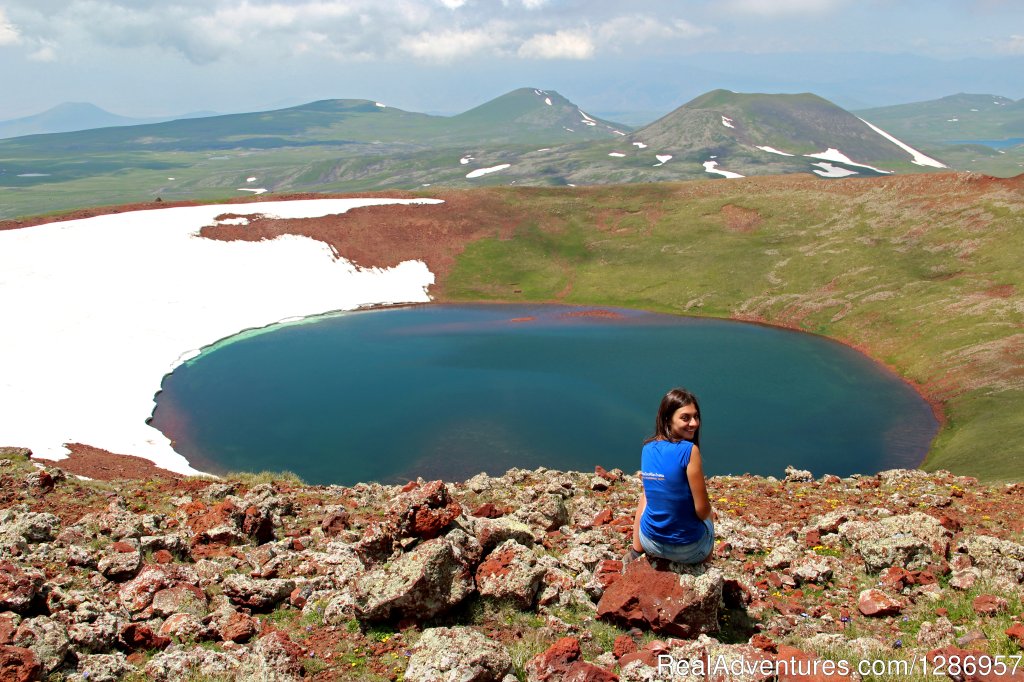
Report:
687,445,712,521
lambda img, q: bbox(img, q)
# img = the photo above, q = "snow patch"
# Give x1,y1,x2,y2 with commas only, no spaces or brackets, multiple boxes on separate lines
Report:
460,156,474,165
545,97,552,106
811,163,859,178
804,148,891,174
653,154,673,167
536,148,551,152
948,118,959,122
0,198,442,476
858,118,947,168
608,152,626,157
703,161,744,179
613,130,626,136
238,188,268,194
466,164,511,179
246,177,257,183
564,127,574,132
756,146,794,157
721,116,735,129
17,173,49,177
632,142,648,149
375,102,386,108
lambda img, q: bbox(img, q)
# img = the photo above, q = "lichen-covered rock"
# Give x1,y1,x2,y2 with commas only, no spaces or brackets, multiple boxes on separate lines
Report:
856,535,936,573
515,493,569,533
790,556,835,584
151,584,208,618
0,563,44,613
242,631,305,681
857,589,903,617
144,645,244,680
784,466,813,483
0,510,59,543
597,558,722,638
12,616,70,675
222,574,295,611
839,513,950,572
66,652,133,682
157,613,207,641
97,543,142,581
404,626,513,682
764,538,802,570
354,537,474,622
963,535,1024,581
474,516,535,555
475,539,545,608
119,565,169,614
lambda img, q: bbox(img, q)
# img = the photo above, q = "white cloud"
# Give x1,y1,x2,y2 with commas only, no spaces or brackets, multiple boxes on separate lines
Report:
0,9,22,45
438,0,468,8
995,34,1024,54
721,0,843,16
28,40,57,61
518,29,594,59
597,15,712,45
401,27,499,61
520,0,547,8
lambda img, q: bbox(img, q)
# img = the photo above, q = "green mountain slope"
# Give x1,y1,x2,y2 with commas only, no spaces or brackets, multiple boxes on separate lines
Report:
856,93,1024,143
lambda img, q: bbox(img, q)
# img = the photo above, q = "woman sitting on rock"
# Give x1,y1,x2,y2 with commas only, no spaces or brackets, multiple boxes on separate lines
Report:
627,387,713,566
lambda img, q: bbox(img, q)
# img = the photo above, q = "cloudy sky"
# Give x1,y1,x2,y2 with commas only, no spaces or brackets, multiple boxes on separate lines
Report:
1,0,1022,122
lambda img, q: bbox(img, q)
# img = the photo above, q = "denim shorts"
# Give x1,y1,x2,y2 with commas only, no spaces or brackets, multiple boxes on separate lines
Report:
638,518,715,564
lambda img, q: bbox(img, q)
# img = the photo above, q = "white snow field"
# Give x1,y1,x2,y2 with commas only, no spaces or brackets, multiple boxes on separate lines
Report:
811,162,859,178
858,118,947,168
703,161,745,179
804,148,891,174
466,164,511,178
756,146,795,157
0,198,442,475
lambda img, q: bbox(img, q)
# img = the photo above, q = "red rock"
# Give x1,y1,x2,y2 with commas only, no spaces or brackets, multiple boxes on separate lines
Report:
973,595,1009,616
1006,623,1024,646
937,607,949,617
242,506,275,544
0,645,41,682
0,614,16,645
595,466,618,482
0,563,42,614
384,480,462,540
111,541,135,553
593,560,622,589
715,541,732,558
591,508,614,527
880,566,912,589
751,634,777,653
613,635,637,659
525,637,581,680
938,514,962,532
470,503,504,518
596,557,720,638
221,611,259,643
857,589,902,617
187,500,240,535
775,644,852,681
321,509,351,536
119,623,171,651
804,530,821,548
401,481,419,492
563,662,619,681
152,549,173,564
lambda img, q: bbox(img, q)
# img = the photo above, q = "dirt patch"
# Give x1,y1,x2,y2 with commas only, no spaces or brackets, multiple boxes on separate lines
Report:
718,204,763,233
197,191,522,297
985,284,1015,298
38,443,187,481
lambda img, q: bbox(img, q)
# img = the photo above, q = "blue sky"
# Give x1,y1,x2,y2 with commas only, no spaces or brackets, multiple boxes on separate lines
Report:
1,0,1022,121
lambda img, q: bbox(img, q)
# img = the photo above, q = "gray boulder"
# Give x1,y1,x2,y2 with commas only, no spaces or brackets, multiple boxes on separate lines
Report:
405,626,513,682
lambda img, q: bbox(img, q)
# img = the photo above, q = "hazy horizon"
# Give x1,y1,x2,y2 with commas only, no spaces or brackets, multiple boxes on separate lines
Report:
1,1,1023,121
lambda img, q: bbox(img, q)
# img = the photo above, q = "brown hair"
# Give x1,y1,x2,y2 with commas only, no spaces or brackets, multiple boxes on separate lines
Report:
644,387,701,446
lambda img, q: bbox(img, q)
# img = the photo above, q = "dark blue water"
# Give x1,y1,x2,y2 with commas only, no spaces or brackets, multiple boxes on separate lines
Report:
150,304,938,485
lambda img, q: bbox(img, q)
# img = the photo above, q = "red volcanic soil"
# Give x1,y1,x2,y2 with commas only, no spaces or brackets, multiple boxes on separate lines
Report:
39,443,186,481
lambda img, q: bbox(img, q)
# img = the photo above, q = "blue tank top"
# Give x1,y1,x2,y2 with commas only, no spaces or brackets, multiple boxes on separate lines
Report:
639,439,703,545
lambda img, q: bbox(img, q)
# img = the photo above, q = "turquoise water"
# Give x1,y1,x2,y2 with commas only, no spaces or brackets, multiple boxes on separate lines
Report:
150,304,938,485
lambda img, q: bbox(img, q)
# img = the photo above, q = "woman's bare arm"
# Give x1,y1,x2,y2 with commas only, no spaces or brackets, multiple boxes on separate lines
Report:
687,445,712,521
631,489,646,552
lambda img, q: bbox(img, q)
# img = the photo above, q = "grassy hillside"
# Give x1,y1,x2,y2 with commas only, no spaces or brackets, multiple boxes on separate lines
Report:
857,93,1022,144
428,174,1023,481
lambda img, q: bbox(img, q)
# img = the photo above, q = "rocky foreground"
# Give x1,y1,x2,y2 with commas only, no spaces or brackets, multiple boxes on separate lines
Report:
3,447,1024,681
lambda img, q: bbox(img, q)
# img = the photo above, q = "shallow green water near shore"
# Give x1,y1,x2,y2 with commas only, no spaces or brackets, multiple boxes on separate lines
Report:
150,304,938,485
